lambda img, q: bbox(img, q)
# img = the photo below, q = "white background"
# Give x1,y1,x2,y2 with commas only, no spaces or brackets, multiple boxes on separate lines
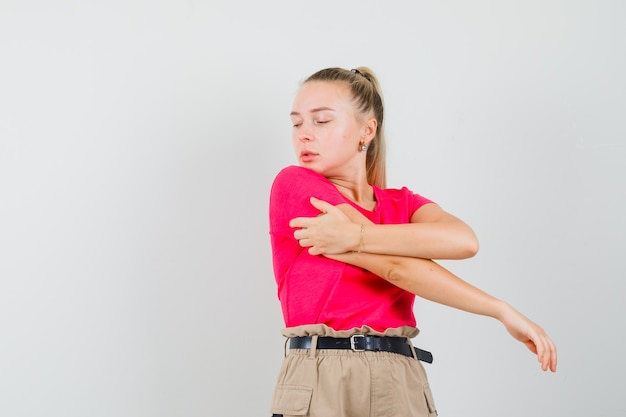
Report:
1,1,624,416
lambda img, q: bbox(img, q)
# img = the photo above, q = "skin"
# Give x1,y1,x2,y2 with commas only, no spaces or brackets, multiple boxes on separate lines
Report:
288,80,557,372
291,81,479,260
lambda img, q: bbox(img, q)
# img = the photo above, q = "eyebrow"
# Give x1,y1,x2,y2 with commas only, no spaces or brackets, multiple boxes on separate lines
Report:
290,107,336,117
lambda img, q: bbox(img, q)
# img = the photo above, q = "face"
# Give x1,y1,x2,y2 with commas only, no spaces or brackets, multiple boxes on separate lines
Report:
290,81,376,178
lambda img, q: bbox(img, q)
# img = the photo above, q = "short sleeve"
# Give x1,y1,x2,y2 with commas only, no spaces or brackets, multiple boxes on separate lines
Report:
268,166,347,291
408,189,435,214
269,166,346,237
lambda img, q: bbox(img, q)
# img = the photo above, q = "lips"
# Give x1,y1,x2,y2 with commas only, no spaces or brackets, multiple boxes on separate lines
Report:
300,150,319,162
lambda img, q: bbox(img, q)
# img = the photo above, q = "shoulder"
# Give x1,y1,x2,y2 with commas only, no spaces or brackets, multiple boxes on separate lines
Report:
271,165,344,200
272,165,325,186
269,166,346,222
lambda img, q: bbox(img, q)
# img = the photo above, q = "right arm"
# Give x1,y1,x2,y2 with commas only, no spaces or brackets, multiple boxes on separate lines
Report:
325,250,557,372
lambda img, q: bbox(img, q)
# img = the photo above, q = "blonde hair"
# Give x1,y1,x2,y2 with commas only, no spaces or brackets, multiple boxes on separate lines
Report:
304,67,387,188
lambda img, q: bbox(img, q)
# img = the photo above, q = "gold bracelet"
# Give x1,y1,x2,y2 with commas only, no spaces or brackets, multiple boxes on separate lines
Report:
357,224,365,254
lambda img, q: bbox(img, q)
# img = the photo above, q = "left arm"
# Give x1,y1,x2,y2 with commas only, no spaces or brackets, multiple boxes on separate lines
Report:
291,197,479,260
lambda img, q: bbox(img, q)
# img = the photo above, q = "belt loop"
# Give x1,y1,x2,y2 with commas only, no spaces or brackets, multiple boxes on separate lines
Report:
308,335,319,359
284,337,289,358
407,337,418,360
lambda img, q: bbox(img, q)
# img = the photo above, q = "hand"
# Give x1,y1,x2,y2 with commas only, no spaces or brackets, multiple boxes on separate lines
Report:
499,304,558,372
289,197,360,255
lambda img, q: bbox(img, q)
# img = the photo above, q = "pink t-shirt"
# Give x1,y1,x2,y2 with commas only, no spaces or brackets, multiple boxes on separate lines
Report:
269,165,434,332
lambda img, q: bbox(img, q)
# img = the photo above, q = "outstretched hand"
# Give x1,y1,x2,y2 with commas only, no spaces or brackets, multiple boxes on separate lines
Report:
289,197,359,255
499,304,558,372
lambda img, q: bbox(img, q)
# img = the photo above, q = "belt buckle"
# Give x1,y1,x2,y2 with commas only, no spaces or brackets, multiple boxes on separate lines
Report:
350,335,365,351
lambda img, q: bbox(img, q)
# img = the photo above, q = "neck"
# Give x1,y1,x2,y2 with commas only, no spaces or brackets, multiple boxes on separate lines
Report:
328,174,375,209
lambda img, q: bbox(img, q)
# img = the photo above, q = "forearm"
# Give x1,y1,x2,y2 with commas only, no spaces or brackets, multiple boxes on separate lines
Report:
333,203,478,260
358,222,479,260
325,251,557,372
326,251,507,320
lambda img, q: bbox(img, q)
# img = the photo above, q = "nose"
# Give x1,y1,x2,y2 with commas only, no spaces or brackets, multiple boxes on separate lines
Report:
298,126,313,142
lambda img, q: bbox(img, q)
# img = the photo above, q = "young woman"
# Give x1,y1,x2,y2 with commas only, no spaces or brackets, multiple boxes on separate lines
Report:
268,67,557,417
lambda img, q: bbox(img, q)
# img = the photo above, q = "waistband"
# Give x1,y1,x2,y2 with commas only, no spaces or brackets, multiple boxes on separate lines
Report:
289,335,433,363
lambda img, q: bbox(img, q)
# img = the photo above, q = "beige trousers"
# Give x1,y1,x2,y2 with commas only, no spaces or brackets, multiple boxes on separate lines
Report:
270,325,437,417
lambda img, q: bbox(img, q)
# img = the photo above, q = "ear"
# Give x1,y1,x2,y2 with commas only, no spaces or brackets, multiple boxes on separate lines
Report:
361,117,378,143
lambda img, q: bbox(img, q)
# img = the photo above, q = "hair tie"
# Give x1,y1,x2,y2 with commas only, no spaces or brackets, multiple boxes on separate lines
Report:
351,68,370,81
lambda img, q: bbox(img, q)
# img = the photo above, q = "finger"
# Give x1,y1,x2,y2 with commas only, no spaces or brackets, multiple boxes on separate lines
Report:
536,334,555,372
546,338,558,372
531,333,549,371
308,246,323,255
537,341,548,371
524,340,538,355
524,330,547,371
309,196,335,214
293,228,307,241
541,336,555,372
290,217,315,228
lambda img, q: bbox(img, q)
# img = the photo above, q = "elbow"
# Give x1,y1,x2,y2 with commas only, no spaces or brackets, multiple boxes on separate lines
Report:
464,236,480,258
384,258,411,284
453,234,479,259
445,223,480,259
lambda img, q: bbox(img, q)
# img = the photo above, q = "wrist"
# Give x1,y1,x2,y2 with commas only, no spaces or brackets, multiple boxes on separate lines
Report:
493,300,514,322
354,223,365,253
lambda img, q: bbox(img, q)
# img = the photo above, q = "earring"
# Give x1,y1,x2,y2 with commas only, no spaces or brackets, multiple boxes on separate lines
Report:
359,141,368,152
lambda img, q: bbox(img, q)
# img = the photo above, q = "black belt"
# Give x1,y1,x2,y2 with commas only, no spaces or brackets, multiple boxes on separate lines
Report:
289,335,433,364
